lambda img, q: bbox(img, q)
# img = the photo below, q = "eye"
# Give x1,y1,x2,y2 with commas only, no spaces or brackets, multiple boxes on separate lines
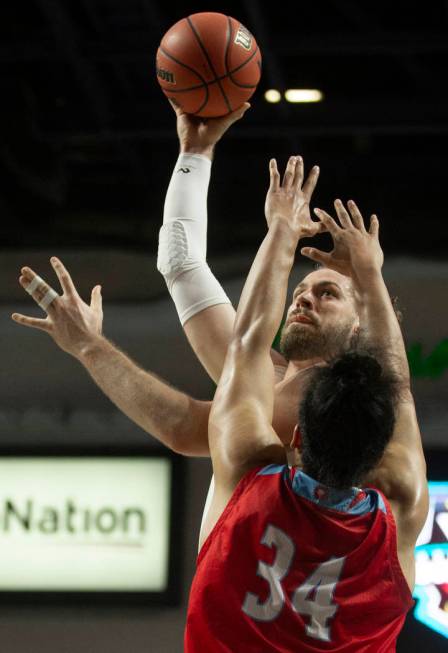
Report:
321,289,334,298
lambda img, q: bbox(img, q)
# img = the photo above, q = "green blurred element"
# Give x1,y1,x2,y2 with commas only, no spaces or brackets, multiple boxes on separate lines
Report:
407,343,426,377
272,319,285,351
408,339,448,379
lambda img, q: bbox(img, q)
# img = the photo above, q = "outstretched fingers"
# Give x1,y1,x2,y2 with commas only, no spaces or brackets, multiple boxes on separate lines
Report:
347,200,367,231
20,266,44,289
90,285,103,313
292,156,304,189
269,158,280,192
369,214,380,237
11,312,51,332
313,207,341,236
19,267,59,314
225,102,251,127
334,199,353,229
302,165,320,199
300,246,332,266
50,257,78,297
282,156,297,190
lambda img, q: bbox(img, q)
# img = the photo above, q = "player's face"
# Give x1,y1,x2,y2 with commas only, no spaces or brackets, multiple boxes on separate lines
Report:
280,269,359,361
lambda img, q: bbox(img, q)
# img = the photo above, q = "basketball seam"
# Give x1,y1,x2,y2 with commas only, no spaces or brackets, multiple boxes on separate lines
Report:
187,15,232,114
159,68,258,93
224,17,261,89
226,46,261,88
158,56,259,94
159,45,208,87
159,45,209,114
224,16,233,94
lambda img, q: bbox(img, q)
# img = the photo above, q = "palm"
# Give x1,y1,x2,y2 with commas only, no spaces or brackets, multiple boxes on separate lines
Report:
50,293,103,355
322,239,353,276
265,192,315,235
265,157,321,236
177,113,210,144
294,194,319,236
174,103,250,150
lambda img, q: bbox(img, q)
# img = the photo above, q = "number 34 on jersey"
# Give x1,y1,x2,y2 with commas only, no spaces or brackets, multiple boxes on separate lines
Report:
242,523,346,643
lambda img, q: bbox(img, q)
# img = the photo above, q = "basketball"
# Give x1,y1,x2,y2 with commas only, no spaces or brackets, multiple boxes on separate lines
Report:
156,12,262,117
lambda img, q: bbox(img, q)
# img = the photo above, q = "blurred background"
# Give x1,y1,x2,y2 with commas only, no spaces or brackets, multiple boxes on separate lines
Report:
0,1,447,651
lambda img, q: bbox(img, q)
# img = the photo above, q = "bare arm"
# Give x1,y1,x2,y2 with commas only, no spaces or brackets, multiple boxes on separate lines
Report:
12,258,211,456
210,157,321,495
77,337,211,456
209,220,294,487
302,201,428,541
353,266,427,546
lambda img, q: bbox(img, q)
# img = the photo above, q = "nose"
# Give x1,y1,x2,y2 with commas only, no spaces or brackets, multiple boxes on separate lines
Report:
296,290,313,310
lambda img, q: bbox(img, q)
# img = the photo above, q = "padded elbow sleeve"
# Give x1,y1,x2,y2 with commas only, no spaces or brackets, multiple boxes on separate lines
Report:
158,153,231,325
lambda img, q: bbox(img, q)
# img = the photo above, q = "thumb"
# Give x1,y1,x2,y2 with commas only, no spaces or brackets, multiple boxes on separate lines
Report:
227,102,251,125
90,285,102,312
300,247,331,266
168,98,185,117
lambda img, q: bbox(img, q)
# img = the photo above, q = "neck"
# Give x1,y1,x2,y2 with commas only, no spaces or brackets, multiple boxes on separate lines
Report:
283,356,324,380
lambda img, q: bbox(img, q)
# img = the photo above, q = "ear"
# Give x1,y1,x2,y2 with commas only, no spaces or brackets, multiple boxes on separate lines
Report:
290,424,302,450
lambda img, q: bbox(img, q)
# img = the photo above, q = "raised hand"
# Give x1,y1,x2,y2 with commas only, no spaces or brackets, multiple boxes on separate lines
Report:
170,100,251,157
301,199,384,279
264,156,322,237
12,257,103,358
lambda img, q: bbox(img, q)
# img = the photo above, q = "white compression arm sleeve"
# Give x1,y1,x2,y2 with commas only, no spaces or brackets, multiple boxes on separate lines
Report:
158,153,232,325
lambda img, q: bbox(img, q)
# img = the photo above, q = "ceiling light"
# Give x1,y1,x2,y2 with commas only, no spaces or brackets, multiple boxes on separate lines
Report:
264,89,282,103
284,89,323,103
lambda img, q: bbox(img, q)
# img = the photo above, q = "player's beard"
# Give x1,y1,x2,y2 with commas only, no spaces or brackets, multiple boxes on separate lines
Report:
279,319,356,361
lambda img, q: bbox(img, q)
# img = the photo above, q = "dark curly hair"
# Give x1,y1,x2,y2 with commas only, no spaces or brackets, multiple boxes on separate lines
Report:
298,350,400,489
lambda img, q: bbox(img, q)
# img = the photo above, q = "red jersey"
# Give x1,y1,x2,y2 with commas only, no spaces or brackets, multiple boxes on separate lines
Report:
185,464,414,652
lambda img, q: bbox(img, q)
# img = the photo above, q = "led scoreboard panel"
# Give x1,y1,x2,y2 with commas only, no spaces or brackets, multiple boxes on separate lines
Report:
414,482,448,639
0,453,179,602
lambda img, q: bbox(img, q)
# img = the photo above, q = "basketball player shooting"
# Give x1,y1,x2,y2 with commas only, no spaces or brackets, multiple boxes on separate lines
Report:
157,102,429,556
184,156,428,651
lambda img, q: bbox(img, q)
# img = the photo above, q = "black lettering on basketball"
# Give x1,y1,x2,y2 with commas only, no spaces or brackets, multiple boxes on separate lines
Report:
157,67,176,84
234,25,252,51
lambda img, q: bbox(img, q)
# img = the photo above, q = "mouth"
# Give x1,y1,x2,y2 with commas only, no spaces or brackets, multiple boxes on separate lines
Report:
289,314,315,326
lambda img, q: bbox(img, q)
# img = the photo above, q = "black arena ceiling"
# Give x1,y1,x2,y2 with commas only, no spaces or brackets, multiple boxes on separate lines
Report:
1,1,447,258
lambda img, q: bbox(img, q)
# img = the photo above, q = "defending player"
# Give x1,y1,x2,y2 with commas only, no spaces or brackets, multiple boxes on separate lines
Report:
184,156,428,651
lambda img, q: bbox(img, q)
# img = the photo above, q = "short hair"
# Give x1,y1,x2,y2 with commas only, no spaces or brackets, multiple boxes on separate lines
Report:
298,350,399,489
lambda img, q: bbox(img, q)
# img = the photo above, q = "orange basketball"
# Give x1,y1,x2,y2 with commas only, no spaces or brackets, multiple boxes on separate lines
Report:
156,12,262,117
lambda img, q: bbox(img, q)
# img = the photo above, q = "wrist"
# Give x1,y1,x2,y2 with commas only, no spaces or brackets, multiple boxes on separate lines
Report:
180,143,214,161
352,264,383,289
75,334,107,364
352,267,386,313
267,219,301,264
268,216,303,242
